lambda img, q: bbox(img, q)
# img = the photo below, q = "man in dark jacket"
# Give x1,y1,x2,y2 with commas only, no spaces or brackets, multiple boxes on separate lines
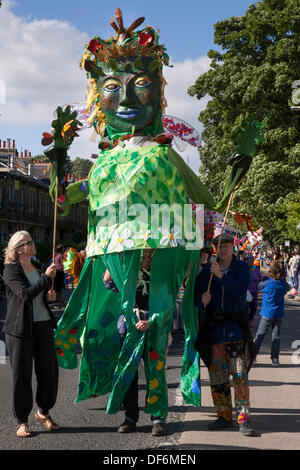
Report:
194,234,256,436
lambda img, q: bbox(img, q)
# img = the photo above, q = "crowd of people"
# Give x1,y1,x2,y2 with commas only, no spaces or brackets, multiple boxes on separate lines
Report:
1,230,299,438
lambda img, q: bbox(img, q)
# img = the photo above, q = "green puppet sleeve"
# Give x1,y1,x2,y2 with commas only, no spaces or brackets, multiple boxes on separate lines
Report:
58,179,90,217
167,146,216,209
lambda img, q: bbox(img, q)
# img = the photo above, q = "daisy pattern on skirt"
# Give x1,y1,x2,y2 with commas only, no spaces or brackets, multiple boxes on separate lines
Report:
139,229,151,241
109,228,135,252
160,227,185,248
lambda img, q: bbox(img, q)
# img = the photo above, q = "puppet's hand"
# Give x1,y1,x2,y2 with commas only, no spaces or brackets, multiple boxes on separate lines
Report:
235,119,265,157
41,105,82,161
52,105,82,148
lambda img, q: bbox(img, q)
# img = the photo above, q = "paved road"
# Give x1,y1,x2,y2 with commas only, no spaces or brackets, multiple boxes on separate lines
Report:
0,318,187,452
0,290,299,456
180,296,300,450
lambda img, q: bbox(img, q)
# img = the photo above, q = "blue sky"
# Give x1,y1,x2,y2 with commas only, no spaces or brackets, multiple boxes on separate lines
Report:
0,0,254,171
11,0,253,60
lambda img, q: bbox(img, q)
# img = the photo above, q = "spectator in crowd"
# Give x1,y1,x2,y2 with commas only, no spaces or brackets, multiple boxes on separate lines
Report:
198,247,212,273
253,261,289,366
2,231,60,437
0,255,5,294
286,251,295,290
245,255,262,326
194,233,256,436
291,247,300,296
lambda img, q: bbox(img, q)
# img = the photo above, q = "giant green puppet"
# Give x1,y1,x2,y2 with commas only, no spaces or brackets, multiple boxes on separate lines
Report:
44,8,263,422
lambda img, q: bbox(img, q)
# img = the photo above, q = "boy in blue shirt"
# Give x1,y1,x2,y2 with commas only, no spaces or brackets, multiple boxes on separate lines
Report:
254,261,288,367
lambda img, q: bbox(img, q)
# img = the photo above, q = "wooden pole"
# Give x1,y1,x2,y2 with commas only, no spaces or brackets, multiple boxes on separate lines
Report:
51,176,59,289
204,189,235,303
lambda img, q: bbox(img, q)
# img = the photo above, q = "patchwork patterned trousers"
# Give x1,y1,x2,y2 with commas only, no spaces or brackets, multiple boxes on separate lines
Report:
208,341,250,423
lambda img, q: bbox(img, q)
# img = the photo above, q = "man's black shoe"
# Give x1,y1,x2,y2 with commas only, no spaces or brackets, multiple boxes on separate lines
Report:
117,420,137,433
239,421,255,436
208,417,233,431
152,422,165,436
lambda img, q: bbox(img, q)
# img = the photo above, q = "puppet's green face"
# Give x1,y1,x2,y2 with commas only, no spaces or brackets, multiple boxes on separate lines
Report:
98,62,161,133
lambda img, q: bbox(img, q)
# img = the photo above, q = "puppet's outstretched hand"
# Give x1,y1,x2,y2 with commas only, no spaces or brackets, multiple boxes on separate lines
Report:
41,106,83,207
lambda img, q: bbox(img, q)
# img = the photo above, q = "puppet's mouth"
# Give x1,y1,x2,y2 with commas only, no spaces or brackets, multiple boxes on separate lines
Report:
116,109,141,119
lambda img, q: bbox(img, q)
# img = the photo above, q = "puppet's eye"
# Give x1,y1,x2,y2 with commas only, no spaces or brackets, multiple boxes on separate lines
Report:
135,77,151,88
103,81,121,92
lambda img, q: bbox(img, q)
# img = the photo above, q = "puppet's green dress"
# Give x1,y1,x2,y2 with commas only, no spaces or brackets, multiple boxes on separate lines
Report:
54,138,215,419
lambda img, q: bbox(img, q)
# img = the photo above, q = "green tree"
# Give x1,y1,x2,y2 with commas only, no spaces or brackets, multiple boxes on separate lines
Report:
72,157,93,179
189,0,300,245
276,188,300,242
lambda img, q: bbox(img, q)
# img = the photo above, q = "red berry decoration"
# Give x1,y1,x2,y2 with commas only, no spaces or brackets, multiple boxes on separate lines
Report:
68,327,78,335
149,349,159,361
56,348,64,357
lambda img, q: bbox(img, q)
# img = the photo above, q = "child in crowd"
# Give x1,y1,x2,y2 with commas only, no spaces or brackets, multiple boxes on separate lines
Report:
253,261,288,367
245,255,262,326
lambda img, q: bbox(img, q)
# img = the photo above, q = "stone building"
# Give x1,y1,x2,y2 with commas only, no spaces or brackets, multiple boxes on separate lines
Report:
0,138,88,246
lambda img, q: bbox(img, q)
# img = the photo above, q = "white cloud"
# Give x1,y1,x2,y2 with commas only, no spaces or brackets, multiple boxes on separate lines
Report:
0,1,88,125
0,2,210,173
164,56,211,128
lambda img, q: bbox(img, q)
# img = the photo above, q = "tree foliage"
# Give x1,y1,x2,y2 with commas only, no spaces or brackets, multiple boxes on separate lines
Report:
72,157,93,179
189,0,300,245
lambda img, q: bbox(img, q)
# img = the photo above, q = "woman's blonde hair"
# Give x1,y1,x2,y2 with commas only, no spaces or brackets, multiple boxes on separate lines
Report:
3,231,31,265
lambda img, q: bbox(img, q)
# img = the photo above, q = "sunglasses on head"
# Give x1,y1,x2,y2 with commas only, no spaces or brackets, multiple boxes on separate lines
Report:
18,239,35,248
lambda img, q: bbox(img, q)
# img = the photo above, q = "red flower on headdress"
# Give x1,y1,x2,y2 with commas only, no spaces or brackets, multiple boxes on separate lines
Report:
87,39,102,54
138,31,153,46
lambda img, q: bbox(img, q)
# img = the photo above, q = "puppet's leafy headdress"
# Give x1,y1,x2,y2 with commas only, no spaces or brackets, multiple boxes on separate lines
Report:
80,8,170,139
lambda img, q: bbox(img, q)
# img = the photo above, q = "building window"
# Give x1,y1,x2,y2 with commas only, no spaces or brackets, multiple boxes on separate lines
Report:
45,195,50,217
9,183,14,202
20,190,24,213
38,194,42,216
29,191,34,214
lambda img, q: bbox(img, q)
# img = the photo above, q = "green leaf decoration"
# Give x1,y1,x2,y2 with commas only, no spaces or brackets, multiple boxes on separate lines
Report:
125,63,133,73
108,59,117,72
235,119,265,156
134,57,143,70
148,60,158,72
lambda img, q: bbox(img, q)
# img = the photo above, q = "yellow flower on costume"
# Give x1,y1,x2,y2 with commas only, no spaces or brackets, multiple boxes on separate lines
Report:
156,360,164,370
64,343,71,349
149,378,159,390
148,395,159,404
69,337,78,344
55,339,63,346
